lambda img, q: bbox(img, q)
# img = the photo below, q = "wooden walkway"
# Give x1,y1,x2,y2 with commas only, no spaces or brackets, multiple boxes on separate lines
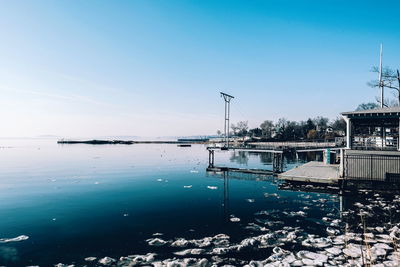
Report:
278,161,340,184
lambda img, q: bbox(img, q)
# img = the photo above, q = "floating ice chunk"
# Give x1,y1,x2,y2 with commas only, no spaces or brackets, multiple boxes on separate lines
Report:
119,253,156,265
291,260,303,266
171,238,189,247
245,199,255,203
237,237,258,250
207,186,218,190
330,219,341,227
183,185,192,188
264,193,276,198
0,235,29,243
325,247,342,255
284,211,306,217
211,247,230,255
304,251,328,263
301,258,315,265
174,248,204,256
326,227,340,235
373,248,387,256
147,238,167,246
98,257,116,265
354,202,364,208
282,254,296,264
84,257,97,262
343,244,362,258
156,179,163,182
123,213,129,217
190,170,199,173
230,216,240,222
373,243,392,250
245,223,268,232
152,233,163,236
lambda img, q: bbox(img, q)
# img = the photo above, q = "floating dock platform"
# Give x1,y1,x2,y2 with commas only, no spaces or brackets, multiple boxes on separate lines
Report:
278,161,340,184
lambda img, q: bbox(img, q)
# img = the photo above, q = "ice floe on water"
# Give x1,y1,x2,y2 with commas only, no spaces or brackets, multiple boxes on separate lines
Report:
229,215,240,222
50,189,400,267
0,235,29,243
147,238,168,246
245,198,255,203
206,186,218,190
183,185,192,188
190,170,199,173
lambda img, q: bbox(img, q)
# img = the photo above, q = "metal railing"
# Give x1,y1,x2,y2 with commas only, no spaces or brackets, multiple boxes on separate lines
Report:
344,153,400,181
351,137,398,151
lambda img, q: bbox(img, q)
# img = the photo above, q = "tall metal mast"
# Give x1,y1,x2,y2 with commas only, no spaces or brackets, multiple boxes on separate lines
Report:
220,92,234,148
379,43,384,108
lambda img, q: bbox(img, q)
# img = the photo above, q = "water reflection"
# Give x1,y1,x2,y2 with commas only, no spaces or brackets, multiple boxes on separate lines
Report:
228,150,323,172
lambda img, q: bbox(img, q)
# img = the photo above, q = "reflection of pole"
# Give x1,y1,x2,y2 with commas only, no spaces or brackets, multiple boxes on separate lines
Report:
222,171,229,222
221,92,234,148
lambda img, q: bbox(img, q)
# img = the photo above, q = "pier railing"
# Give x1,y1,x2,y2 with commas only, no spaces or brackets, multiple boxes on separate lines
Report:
343,153,400,182
246,141,338,150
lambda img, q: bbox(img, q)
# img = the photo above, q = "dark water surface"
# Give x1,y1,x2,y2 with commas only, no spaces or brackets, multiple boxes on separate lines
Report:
0,139,337,266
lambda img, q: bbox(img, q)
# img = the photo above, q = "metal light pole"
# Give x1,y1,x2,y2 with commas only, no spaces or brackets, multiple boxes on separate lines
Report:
378,44,384,108
220,92,234,148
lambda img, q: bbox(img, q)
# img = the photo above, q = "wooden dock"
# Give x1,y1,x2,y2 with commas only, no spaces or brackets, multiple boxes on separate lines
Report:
278,161,339,184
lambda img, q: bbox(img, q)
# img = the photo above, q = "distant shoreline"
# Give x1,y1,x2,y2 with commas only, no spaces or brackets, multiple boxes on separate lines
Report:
57,139,209,145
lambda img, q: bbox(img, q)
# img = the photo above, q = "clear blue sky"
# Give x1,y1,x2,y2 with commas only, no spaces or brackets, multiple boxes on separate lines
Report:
1,0,399,138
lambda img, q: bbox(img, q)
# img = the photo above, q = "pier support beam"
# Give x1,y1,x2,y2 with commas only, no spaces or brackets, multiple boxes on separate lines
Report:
273,152,283,173
343,116,352,149
208,150,215,168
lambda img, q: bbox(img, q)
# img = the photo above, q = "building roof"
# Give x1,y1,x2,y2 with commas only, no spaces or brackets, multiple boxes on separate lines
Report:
341,106,400,118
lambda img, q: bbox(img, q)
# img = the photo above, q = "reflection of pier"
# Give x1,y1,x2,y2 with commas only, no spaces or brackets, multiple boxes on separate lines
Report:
222,171,229,222
206,145,344,176
207,169,278,223
207,147,285,174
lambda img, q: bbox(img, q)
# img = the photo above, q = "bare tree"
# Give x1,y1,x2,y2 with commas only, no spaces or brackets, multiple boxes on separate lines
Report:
260,120,274,138
368,66,400,106
231,121,248,137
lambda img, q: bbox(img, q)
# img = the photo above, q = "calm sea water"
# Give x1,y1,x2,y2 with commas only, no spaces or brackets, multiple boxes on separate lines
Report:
0,139,336,266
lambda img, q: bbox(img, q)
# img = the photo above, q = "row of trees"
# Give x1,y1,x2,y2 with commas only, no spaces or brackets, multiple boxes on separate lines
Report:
221,116,346,141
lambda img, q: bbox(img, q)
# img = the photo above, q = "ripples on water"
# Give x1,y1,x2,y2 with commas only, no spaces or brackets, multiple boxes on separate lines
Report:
0,139,399,266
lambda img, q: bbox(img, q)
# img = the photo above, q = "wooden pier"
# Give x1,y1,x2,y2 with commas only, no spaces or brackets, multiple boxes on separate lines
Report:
278,161,340,184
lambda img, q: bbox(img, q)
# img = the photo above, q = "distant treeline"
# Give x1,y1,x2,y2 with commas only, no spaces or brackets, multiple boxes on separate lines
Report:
219,117,346,141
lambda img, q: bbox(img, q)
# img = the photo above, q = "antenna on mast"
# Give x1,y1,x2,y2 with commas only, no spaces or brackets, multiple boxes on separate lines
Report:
379,43,384,108
220,92,234,148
